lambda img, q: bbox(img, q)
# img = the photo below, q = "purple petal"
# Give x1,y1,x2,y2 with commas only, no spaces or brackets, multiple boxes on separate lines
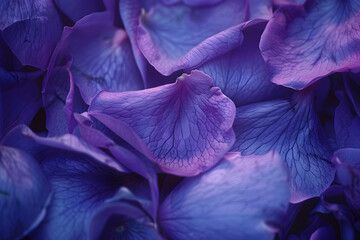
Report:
1,69,42,137
88,202,160,240
74,113,159,219
161,0,223,7
248,0,273,19
334,91,360,149
333,151,360,213
54,0,105,22
55,12,143,104
199,21,291,106
159,152,290,240
260,0,360,90
89,70,236,176
0,146,51,239
0,0,63,69
333,148,360,169
120,0,184,88
137,0,248,75
231,93,335,202
3,127,150,240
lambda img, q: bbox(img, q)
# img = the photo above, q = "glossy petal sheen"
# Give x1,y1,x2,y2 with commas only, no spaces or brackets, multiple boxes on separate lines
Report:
138,0,248,75
89,70,235,176
159,152,290,240
231,94,335,202
0,0,62,69
0,146,51,240
199,21,291,106
58,12,143,104
260,0,360,89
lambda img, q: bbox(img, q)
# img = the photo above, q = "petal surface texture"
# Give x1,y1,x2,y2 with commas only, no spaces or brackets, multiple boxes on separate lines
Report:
57,12,143,104
199,22,291,106
0,146,51,240
260,0,360,89
0,0,62,69
88,202,160,240
89,70,235,176
231,93,335,202
159,152,290,240
137,0,248,75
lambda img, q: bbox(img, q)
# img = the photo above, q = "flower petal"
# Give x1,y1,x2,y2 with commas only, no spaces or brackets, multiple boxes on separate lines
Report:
56,12,143,104
89,70,235,176
159,151,290,240
334,91,360,149
54,0,105,22
199,21,291,107
231,93,335,202
137,0,248,75
260,0,360,89
0,0,63,69
88,202,160,240
0,146,51,240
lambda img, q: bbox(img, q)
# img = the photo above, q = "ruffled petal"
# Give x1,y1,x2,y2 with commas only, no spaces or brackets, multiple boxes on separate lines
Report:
199,21,291,107
0,0,63,69
137,0,248,75
231,93,335,202
260,0,360,89
89,70,235,176
0,146,51,239
159,152,290,240
55,12,143,104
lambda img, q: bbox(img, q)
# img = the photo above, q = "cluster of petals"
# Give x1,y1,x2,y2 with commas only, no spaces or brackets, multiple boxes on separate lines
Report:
1,0,360,239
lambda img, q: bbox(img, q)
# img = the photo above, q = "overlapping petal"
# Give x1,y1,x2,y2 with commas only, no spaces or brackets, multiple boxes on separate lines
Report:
231,93,335,202
88,202,160,240
334,91,360,149
260,0,360,89
0,146,51,240
53,0,105,22
159,152,290,240
137,0,249,75
199,21,291,106
3,126,151,240
0,68,43,139
55,12,143,104
0,0,63,69
89,70,235,176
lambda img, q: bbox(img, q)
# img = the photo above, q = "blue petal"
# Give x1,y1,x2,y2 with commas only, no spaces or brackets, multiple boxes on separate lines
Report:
55,12,143,104
260,0,360,89
88,202,160,240
0,0,63,69
231,93,335,202
334,91,360,149
199,21,292,107
54,0,105,22
3,130,152,240
0,146,51,239
159,152,290,240
89,70,236,176
137,0,248,75
0,68,42,138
